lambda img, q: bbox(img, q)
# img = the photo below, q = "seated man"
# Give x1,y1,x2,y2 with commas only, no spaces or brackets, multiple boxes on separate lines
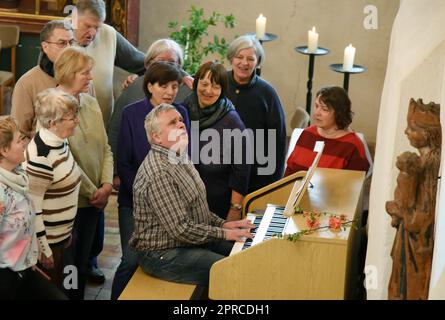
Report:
130,103,254,286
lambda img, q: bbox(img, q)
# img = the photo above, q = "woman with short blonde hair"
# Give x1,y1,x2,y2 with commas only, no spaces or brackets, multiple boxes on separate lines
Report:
54,46,114,300
54,46,94,85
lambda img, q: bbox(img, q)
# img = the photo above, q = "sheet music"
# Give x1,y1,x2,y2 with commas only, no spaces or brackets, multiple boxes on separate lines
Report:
283,141,325,217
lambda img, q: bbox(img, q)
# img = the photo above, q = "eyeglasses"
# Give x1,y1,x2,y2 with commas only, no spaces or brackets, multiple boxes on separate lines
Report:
61,114,80,123
44,39,76,48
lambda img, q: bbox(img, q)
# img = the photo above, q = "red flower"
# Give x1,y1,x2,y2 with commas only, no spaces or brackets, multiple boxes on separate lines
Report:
303,211,321,229
329,215,343,231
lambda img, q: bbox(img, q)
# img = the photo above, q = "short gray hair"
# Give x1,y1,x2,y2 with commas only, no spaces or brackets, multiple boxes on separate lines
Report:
76,0,106,21
144,39,184,68
144,103,177,144
227,34,265,67
35,88,79,129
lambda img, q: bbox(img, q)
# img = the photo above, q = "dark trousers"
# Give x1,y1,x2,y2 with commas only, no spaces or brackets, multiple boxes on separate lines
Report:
88,210,105,268
39,240,70,292
0,267,67,300
68,207,102,300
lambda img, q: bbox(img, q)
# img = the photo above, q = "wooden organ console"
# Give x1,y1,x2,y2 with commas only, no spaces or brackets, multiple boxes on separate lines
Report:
209,167,366,300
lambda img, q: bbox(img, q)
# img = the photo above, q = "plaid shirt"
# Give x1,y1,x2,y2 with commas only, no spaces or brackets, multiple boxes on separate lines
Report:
130,144,226,251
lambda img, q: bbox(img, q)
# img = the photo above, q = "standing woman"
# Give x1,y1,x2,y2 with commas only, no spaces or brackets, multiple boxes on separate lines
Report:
25,89,82,291
54,47,113,299
226,35,287,193
0,116,66,300
184,61,251,221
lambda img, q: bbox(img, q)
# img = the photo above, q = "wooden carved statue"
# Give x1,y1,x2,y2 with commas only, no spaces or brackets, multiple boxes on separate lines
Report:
386,98,441,300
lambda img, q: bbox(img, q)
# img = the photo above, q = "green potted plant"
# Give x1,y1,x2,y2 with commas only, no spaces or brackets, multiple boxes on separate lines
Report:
168,6,235,75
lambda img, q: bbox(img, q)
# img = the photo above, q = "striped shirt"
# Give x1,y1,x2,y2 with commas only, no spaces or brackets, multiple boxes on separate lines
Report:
25,128,81,258
130,144,226,252
285,125,370,176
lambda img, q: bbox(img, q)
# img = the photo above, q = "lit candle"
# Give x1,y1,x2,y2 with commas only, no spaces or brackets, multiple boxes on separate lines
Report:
307,26,318,53
256,14,267,40
343,44,356,71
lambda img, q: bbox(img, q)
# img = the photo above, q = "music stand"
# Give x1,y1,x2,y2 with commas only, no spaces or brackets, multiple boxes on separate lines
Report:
283,141,325,217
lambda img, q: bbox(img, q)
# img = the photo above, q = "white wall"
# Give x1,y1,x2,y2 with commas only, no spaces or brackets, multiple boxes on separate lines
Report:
138,0,399,148
365,0,445,300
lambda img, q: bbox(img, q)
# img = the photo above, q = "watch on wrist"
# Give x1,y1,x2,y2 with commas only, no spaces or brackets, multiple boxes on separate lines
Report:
230,203,243,211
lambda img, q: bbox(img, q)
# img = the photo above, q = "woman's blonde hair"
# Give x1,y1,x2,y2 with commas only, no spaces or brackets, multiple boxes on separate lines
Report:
35,88,80,129
54,46,94,85
0,116,19,160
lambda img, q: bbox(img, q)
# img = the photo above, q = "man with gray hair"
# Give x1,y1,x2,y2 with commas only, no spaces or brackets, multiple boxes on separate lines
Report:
130,103,254,288
73,0,145,126
11,20,75,139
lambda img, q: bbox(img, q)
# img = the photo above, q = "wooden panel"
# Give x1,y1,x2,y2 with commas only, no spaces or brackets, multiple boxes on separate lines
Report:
119,266,197,300
242,170,306,215
210,238,347,300
0,0,139,45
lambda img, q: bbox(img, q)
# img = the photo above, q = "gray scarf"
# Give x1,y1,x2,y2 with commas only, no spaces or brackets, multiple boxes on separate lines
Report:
185,93,235,130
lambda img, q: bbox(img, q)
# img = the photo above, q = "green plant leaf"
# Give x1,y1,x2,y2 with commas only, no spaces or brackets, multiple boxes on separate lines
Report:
168,6,236,74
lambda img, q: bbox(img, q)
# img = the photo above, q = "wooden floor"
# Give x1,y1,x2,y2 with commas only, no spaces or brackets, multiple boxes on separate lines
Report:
85,194,122,300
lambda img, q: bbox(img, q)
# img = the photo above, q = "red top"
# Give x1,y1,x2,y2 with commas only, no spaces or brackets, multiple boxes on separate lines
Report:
285,125,370,176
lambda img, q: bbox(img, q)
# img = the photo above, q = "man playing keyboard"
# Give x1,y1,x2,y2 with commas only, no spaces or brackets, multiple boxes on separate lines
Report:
130,103,254,287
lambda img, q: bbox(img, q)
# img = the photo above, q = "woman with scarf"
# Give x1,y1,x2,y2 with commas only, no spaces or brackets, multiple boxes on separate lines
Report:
184,61,251,221
0,116,66,300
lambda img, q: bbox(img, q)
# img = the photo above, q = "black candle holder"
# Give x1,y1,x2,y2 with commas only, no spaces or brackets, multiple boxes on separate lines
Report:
295,46,330,116
329,63,366,92
246,32,278,76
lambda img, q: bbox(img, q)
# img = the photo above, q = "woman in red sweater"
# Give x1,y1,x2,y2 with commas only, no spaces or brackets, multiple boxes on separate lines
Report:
285,86,369,176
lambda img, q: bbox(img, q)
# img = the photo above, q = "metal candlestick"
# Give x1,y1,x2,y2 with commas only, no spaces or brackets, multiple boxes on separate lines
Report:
295,46,330,115
329,63,366,92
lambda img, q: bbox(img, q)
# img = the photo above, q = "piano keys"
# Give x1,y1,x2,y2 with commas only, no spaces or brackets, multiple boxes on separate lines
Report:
230,205,290,255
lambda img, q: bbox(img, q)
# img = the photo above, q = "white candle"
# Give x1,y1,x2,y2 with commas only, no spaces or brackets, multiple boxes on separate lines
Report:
343,44,356,71
256,14,267,40
307,26,318,53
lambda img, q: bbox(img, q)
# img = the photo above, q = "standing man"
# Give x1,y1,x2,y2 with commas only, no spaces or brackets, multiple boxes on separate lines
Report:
131,103,254,287
73,0,145,284
73,0,145,127
11,20,75,139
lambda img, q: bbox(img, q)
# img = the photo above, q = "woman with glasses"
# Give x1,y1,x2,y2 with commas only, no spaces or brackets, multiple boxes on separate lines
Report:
0,116,67,300
25,89,82,292
226,35,287,193
109,38,192,191
53,47,113,300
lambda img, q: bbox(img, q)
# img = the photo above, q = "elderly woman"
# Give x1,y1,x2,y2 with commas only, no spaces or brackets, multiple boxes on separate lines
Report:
226,35,287,193
285,86,369,175
111,61,191,299
109,38,192,190
0,116,66,300
184,61,250,221
54,46,113,299
25,88,81,291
